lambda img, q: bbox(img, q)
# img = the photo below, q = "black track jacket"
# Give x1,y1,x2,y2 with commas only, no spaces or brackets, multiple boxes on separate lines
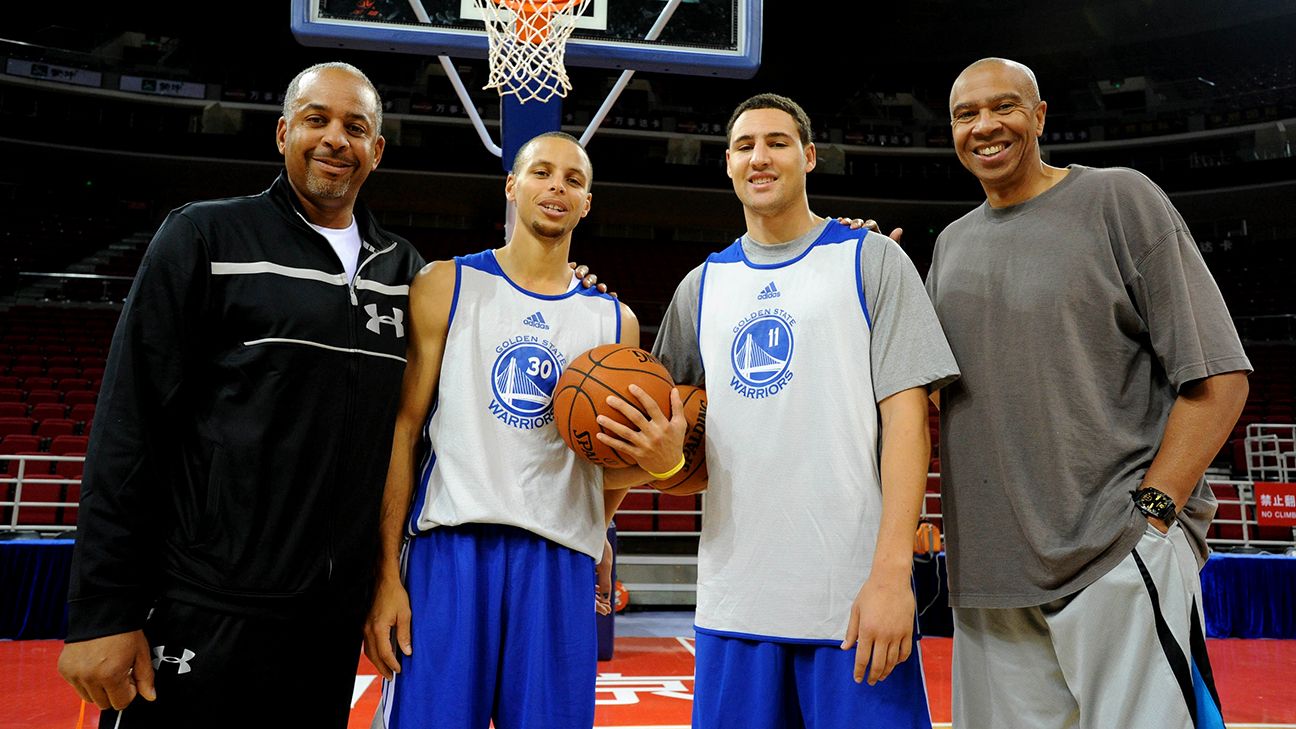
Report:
66,173,425,641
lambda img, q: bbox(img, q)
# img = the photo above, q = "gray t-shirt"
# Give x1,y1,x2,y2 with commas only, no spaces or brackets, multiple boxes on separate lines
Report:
926,165,1252,609
653,220,959,401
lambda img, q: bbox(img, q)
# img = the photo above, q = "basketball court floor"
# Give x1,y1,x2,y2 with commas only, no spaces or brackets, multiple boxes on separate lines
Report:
7,611,1295,728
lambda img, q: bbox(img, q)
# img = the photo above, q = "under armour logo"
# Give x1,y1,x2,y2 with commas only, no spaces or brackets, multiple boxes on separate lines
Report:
152,646,196,674
364,304,405,338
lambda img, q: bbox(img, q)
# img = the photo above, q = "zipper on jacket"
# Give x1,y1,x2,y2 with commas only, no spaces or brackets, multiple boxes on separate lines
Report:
349,240,399,306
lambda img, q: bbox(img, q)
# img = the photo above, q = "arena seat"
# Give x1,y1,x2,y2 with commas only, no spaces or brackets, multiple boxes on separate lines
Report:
36,419,77,439
28,403,67,421
68,404,95,424
24,390,61,407
0,418,36,438
49,436,89,456
64,390,97,407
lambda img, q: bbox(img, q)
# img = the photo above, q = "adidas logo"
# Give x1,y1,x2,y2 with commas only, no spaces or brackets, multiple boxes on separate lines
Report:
522,311,550,330
756,281,781,300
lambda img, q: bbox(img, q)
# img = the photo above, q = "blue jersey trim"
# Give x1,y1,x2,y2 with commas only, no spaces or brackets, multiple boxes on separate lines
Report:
708,238,746,264
693,625,844,647
613,298,623,343
408,399,440,536
856,235,873,330
447,259,464,331
696,260,714,353
460,249,586,301
734,220,861,270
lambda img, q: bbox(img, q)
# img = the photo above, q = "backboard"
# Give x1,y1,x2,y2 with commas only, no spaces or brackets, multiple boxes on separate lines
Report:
291,0,762,78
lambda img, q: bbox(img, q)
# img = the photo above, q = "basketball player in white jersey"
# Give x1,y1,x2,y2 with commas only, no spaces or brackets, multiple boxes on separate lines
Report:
650,94,960,728
362,131,687,729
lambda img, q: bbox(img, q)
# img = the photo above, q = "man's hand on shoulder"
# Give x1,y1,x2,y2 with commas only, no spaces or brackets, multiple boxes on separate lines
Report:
834,217,904,243
570,261,614,297
58,630,156,710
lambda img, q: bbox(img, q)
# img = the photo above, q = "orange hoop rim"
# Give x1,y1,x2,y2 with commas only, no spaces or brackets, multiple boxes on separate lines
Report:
488,0,581,44
492,0,580,16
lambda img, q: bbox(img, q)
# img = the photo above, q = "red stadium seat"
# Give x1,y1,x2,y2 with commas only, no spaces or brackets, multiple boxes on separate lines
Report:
54,458,85,479
0,389,23,402
36,419,77,438
49,436,89,456
657,494,701,532
13,480,61,525
63,390,97,407
0,403,26,418
614,492,654,532
81,367,106,381
0,435,42,454
56,378,93,393
47,366,80,380
0,417,36,438
24,390,61,406
20,375,54,390
29,403,67,421
11,451,52,475
68,404,95,423
0,376,19,388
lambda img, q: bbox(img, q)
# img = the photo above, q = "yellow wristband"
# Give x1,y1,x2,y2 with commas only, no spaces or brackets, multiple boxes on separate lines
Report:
646,454,686,481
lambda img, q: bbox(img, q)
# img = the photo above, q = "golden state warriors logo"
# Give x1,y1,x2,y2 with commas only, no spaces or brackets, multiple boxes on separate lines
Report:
489,336,566,429
730,308,795,399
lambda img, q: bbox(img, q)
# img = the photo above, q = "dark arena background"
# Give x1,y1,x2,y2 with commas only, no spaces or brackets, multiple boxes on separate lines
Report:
3,2,1295,727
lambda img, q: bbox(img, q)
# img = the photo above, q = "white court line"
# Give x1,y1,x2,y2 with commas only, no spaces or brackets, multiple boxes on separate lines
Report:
908,722,1296,728
674,636,696,656
352,675,378,708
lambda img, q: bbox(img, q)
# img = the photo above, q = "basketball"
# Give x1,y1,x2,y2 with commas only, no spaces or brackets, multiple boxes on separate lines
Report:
553,344,676,468
649,385,708,495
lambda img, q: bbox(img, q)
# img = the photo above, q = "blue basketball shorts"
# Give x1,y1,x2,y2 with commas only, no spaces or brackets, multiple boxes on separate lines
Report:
377,523,597,729
692,631,933,729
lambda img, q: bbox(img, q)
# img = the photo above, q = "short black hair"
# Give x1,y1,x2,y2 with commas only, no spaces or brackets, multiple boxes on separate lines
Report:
510,131,593,185
283,62,383,134
726,93,813,146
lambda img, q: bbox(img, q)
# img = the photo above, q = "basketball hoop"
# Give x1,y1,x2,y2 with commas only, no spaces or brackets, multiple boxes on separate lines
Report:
474,0,591,103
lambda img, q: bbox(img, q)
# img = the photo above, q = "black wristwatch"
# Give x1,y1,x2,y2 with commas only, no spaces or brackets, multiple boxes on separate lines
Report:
1131,487,1177,525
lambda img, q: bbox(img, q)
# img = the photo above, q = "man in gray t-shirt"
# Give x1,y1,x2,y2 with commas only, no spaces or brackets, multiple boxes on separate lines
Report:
929,58,1250,728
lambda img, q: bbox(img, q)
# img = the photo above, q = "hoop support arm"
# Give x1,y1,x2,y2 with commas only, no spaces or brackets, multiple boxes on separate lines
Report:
580,0,684,147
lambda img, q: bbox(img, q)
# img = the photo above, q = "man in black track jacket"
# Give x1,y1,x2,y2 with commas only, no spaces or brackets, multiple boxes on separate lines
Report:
57,62,426,728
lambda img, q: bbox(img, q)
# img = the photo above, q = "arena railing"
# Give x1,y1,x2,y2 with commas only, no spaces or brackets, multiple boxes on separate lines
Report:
3,458,1293,549
0,454,82,533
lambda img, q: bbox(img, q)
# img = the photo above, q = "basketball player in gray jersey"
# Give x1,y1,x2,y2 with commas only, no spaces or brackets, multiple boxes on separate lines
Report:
649,93,959,729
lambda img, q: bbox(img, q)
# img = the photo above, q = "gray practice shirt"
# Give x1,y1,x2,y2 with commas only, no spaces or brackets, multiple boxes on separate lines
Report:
654,219,958,404
926,165,1252,609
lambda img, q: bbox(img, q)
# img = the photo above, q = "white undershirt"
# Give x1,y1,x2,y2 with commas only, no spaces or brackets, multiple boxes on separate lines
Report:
308,217,363,283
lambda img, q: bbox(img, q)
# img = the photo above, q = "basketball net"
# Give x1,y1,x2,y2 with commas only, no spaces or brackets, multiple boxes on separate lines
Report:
474,0,591,103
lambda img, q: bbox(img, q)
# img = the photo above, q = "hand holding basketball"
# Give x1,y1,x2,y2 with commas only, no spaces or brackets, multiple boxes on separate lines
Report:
649,385,708,495
552,344,679,468
595,384,687,477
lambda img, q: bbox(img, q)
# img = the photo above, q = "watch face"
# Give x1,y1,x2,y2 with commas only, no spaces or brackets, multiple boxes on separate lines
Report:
1134,488,1176,521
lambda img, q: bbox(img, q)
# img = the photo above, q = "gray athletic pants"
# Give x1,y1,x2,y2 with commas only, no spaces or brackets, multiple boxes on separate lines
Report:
951,523,1226,729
